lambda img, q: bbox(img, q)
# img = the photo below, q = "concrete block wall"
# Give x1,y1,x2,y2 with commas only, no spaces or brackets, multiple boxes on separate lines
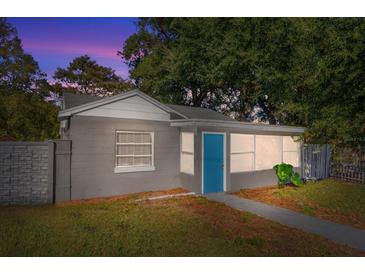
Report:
0,142,53,205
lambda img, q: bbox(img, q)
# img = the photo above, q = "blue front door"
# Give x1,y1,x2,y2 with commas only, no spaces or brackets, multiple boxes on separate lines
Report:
203,133,224,193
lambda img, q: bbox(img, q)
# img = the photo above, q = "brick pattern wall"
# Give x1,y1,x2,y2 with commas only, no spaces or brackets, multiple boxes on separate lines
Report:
0,142,51,205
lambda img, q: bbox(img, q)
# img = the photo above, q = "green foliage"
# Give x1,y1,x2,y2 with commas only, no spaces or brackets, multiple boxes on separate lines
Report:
289,18,365,147
273,163,303,187
0,18,48,97
291,172,303,187
121,18,365,146
0,18,59,140
273,163,293,186
121,18,304,119
54,55,133,97
0,92,59,141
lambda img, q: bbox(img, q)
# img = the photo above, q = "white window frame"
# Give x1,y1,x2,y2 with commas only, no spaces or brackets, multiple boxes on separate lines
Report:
230,134,255,173
114,130,155,173
180,132,194,175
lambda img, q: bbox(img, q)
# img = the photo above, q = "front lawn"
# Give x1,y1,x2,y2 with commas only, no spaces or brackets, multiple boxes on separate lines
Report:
235,179,365,229
0,188,363,256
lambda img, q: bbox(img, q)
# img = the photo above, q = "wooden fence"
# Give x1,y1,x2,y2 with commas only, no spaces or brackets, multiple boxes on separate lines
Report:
301,144,365,183
329,147,365,183
301,144,331,180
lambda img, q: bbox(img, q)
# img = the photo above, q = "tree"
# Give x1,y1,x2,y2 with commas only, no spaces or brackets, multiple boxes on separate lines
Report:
120,18,237,108
0,92,59,140
275,18,365,146
120,18,303,122
0,18,59,140
121,18,365,146
54,55,133,97
0,18,48,97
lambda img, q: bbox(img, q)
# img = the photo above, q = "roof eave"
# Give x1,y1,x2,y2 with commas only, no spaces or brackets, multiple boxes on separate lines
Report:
170,119,305,134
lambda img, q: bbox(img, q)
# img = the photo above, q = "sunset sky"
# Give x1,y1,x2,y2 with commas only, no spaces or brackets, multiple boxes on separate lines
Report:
8,18,138,80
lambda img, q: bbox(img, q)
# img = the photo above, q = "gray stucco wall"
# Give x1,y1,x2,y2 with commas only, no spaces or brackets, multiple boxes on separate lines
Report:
68,115,182,200
193,126,302,193
231,169,278,190
66,116,303,199
230,167,301,191
0,142,53,205
0,121,303,204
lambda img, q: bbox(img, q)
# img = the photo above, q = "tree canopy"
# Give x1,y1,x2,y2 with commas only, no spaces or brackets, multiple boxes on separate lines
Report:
0,18,59,140
0,19,133,141
121,18,365,146
54,55,133,97
1,17,364,145
0,92,59,140
0,18,49,97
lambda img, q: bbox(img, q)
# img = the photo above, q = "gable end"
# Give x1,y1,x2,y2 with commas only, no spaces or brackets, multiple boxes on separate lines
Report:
58,90,188,121
76,95,171,121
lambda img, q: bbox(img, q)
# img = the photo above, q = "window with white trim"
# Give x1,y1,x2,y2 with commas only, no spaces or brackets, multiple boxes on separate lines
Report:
115,131,154,172
180,132,194,175
230,134,300,173
283,136,300,167
230,134,255,172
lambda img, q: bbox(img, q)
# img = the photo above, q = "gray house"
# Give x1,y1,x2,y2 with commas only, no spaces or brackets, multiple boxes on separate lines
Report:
59,89,304,200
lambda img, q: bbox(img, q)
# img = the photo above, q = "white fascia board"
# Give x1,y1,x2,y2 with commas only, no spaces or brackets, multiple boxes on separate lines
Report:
170,119,305,134
58,89,187,119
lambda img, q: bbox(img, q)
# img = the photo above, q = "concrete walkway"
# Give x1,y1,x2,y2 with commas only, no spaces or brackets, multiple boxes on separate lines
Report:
205,192,365,252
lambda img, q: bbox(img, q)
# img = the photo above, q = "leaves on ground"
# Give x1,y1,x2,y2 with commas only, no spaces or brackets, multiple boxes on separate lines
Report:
236,179,365,229
0,187,363,256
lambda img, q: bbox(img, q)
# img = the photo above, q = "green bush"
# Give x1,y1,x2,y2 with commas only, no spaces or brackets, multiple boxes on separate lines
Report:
273,163,303,187
291,172,303,186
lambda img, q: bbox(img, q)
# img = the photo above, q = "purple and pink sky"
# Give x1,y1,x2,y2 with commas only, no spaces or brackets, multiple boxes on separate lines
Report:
8,18,138,80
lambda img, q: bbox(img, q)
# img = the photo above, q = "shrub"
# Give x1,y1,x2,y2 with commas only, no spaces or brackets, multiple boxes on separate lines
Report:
273,163,303,187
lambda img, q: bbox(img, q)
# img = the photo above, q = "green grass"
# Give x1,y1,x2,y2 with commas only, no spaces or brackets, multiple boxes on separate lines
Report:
237,179,365,228
277,180,365,216
0,193,362,256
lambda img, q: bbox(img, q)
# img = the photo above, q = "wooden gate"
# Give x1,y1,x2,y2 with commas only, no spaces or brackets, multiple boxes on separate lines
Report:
53,140,72,202
301,144,331,180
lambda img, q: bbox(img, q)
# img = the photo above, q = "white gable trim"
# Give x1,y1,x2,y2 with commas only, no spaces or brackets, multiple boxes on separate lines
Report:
58,89,188,120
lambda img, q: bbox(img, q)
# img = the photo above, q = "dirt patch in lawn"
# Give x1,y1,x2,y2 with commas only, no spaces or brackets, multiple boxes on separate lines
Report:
234,180,365,230
1,188,363,256
235,186,312,211
57,188,189,207
139,196,364,256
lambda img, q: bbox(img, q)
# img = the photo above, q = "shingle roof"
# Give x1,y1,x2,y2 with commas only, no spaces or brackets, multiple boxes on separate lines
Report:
62,91,234,121
166,104,235,121
62,92,102,109
60,90,305,133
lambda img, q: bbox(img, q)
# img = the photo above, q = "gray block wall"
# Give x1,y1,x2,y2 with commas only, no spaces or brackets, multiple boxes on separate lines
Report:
0,142,54,205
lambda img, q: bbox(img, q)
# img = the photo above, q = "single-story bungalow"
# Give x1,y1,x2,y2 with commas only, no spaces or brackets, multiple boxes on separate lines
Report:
58,89,305,200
